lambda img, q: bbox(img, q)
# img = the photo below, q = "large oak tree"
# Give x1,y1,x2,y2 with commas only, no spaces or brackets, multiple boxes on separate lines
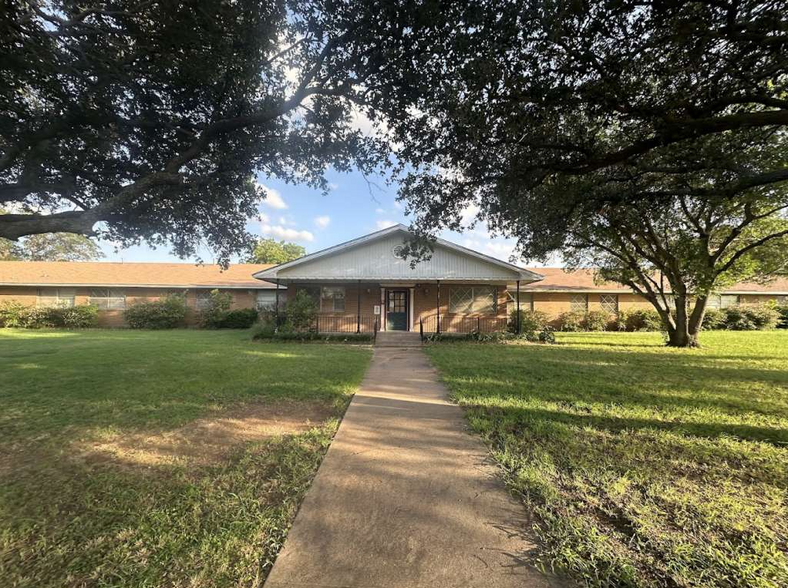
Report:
0,0,386,264
345,0,788,346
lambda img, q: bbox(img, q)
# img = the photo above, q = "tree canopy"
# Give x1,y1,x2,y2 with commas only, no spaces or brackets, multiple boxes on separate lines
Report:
3,232,104,261
342,0,788,346
247,239,306,264
0,0,387,264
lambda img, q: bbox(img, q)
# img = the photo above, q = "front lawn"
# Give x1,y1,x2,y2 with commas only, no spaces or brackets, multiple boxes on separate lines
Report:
426,331,788,588
0,329,371,587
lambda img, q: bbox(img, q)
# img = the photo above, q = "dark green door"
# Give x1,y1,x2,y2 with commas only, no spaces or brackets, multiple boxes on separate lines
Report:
386,290,408,331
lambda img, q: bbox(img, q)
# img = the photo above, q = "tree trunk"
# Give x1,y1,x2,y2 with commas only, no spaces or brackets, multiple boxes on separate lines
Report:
665,295,703,348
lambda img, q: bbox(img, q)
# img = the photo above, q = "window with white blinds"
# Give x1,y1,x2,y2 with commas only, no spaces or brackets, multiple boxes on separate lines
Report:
89,288,126,310
36,288,76,308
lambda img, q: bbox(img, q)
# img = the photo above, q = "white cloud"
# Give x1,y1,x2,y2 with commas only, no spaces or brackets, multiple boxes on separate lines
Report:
328,182,339,191
376,219,398,230
314,215,331,228
259,212,270,223
460,202,481,227
258,183,287,210
375,208,386,214
393,201,404,210
484,241,516,260
261,224,314,243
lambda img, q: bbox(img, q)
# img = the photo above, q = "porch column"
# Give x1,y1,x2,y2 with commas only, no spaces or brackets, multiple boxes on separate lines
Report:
357,280,361,333
275,282,280,325
516,280,521,334
436,280,441,334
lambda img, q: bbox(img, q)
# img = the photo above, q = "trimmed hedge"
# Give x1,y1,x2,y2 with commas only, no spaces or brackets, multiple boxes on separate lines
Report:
0,302,99,329
251,326,373,343
124,295,187,329
217,308,259,329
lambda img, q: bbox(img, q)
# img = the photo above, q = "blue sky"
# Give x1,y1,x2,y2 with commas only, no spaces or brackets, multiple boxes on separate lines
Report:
98,168,559,268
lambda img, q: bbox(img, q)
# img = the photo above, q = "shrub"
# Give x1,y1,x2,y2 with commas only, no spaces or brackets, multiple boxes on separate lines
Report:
285,290,318,331
724,305,779,331
0,301,26,327
557,310,586,332
198,289,233,328
538,327,556,344
508,309,549,333
701,308,727,330
0,302,99,329
776,304,788,329
252,328,373,343
59,305,99,328
219,308,259,329
624,308,664,332
584,310,613,332
124,295,187,329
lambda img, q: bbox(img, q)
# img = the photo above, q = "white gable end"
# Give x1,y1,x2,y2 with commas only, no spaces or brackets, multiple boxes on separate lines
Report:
276,232,517,281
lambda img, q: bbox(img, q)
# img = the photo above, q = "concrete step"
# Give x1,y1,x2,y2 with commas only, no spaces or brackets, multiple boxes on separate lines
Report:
376,331,422,347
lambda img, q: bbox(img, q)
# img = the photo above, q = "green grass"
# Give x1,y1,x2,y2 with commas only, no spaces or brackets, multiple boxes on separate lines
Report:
426,331,788,588
0,329,372,587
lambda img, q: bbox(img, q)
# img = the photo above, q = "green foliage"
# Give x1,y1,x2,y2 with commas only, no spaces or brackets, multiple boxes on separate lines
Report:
252,329,373,343
0,302,98,328
723,305,779,331
620,308,665,332
16,233,103,261
285,290,318,332
701,308,727,330
538,327,556,344
219,308,260,329
508,309,549,333
556,311,586,332
776,304,788,329
198,289,233,329
1,2,384,263
358,2,788,347
124,295,187,329
427,331,788,588
59,305,100,328
584,310,613,332
248,239,306,264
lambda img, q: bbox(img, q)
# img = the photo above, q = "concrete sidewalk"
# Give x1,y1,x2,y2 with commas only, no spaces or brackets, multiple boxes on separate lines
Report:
264,348,565,588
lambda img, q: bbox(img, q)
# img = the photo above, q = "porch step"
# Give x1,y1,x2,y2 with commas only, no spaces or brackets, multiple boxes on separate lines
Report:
375,331,422,348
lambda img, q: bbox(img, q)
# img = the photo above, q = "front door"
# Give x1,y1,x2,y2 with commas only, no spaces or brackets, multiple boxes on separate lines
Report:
386,290,408,331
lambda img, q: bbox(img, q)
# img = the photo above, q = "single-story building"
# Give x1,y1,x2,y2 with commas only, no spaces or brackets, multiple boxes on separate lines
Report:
1,224,786,330
0,261,276,327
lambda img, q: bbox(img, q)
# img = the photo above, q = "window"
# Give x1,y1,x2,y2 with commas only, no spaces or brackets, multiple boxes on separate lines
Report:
570,294,588,312
508,291,533,311
195,290,212,310
89,288,126,310
320,287,345,312
256,290,286,310
707,294,740,309
37,288,75,308
600,294,618,314
449,286,497,314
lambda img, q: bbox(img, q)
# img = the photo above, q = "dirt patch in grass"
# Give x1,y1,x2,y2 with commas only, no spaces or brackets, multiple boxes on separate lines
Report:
79,400,338,469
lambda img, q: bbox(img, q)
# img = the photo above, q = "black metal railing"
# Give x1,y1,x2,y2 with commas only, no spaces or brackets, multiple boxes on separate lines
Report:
419,314,508,335
274,314,380,334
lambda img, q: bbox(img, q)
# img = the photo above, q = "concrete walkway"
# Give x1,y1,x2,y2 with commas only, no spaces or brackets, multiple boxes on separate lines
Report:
264,348,565,588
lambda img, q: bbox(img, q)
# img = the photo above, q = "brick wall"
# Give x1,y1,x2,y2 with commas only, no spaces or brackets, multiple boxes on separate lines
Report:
286,284,382,332
0,286,264,327
412,283,509,333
